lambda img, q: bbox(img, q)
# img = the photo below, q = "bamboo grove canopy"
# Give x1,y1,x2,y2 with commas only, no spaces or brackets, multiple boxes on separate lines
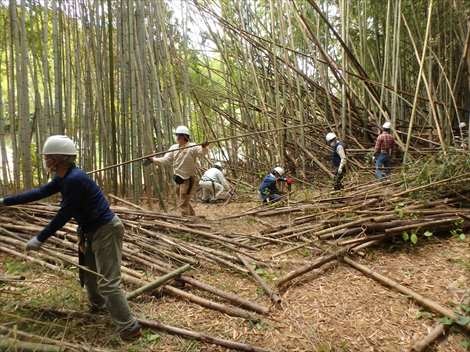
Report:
0,0,469,200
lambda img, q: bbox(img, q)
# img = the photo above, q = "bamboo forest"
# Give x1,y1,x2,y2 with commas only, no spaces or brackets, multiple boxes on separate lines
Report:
0,0,469,351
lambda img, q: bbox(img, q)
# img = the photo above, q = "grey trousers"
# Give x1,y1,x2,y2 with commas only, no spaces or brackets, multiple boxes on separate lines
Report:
83,216,137,332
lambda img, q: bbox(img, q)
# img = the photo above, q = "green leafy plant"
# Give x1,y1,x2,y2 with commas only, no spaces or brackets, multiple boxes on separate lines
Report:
437,316,454,325
460,338,470,350
402,230,418,245
423,230,433,237
416,309,433,320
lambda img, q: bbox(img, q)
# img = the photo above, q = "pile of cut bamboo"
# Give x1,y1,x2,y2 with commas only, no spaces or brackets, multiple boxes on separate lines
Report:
0,200,276,351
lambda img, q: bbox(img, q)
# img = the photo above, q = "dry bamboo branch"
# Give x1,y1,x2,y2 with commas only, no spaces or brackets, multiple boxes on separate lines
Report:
237,254,281,305
138,318,270,352
0,337,63,352
343,257,470,333
409,323,446,352
126,264,191,300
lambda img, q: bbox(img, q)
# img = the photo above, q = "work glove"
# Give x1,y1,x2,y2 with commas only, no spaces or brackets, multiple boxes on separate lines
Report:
26,236,43,251
337,168,343,175
0,198,4,206
285,177,295,185
372,156,376,163
201,141,210,148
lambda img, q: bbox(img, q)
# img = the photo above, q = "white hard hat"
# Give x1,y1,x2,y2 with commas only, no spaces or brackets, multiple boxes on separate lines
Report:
459,122,466,129
42,135,77,155
325,132,337,143
214,161,223,169
175,125,190,136
273,166,285,176
383,121,392,129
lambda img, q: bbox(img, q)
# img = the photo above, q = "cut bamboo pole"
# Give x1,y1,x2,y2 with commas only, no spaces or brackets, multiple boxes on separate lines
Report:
0,337,63,352
138,318,270,352
126,264,191,300
343,257,470,333
0,245,60,271
122,273,260,321
237,254,281,304
409,323,446,352
276,250,345,288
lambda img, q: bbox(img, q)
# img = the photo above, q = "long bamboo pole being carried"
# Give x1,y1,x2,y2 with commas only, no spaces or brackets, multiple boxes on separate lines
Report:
87,123,315,175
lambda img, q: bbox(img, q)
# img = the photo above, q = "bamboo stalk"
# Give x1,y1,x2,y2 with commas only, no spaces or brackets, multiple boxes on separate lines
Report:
343,257,470,333
138,318,270,352
0,337,63,352
409,324,446,352
237,254,281,304
126,264,191,300
122,273,260,321
88,123,315,175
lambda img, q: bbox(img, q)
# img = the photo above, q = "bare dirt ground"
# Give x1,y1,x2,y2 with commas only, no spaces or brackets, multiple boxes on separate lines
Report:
1,201,469,352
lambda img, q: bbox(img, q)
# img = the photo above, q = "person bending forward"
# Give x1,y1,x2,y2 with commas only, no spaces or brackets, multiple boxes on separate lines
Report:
0,135,141,341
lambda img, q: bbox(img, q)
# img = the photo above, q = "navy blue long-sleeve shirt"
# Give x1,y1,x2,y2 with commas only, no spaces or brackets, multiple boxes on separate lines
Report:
259,173,279,201
3,166,114,242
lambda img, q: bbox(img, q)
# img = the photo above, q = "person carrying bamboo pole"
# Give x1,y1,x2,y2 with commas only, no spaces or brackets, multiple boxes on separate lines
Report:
373,121,395,180
325,132,347,190
199,162,232,203
0,135,141,341
148,125,209,216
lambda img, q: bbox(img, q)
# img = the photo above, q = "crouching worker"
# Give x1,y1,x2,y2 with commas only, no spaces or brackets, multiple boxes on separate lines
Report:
149,125,209,216
325,132,347,190
0,135,141,341
259,167,293,203
199,162,232,203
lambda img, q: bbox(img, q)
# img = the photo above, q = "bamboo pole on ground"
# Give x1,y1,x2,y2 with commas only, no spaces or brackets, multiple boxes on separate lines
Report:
122,273,260,321
343,257,470,333
0,337,63,352
126,264,191,300
409,324,446,352
140,319,271,352
276,250,345,288
237,254,281,305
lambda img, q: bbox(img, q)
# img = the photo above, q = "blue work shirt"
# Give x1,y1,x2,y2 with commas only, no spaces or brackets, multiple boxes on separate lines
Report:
259,173,279,201
3,166,114,242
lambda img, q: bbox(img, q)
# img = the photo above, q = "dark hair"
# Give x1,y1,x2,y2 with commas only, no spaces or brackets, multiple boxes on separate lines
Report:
49,154,76,166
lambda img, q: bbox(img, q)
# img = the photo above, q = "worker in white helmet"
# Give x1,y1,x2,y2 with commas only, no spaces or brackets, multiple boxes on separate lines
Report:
149,125,209,216
456,121,468,149
199,162,232,203
0,135,141,341
258,166,293,203
373,121,395,179
326,132,347,190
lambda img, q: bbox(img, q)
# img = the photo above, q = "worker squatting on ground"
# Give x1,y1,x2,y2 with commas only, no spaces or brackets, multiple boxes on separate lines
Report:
149,125,209,216
199,162,232,202
325,132,347,190
258,167,294,203
0,135,141,341
373,121,395,180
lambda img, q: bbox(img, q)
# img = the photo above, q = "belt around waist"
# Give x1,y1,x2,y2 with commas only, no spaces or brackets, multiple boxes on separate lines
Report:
202,177,215,182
